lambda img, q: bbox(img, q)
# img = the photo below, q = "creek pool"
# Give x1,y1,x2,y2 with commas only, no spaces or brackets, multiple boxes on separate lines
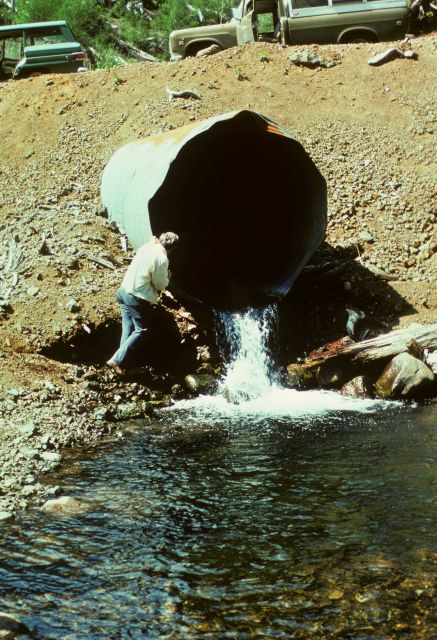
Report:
0,391,435,639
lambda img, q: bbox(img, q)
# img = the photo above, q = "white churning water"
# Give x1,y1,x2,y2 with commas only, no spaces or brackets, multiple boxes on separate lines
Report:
172,305,391,418
215,305,279,404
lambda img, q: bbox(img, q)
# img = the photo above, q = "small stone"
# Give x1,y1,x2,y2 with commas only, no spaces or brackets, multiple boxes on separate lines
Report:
328,589,344,600
21,485,36,497
66,299,80,313
40,451,62,463
359,230,374,243
27,286,39,297
19,422,36,437
38,238,51,255
92,407,112,421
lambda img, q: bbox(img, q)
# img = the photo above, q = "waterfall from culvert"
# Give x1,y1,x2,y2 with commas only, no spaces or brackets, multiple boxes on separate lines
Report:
215,305,279,404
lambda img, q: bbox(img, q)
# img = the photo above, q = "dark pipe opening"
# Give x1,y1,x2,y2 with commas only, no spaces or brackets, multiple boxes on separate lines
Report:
149,111,326,310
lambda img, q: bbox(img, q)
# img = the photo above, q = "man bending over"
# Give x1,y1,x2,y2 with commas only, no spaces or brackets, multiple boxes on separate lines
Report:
107,231,179,374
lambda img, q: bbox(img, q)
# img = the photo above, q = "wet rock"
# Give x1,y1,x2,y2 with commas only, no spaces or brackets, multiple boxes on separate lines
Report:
92,407,113,421
424,350,437,375
374,353,435,399
170,383,184,399
113,401,151,421
40,451,62,464
0,613,30,637
286,362,319,390
0,511,13,523
317,363,348,389
41,496,87,515
341,376,373,398
184,373,218,395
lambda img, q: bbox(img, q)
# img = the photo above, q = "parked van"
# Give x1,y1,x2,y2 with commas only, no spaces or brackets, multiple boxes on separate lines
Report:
0,21,89,79
169,0,410,60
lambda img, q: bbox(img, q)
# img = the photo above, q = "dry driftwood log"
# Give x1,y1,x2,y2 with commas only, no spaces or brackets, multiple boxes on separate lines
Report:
109,34,156,62
307,323,437,364
166,87,202,102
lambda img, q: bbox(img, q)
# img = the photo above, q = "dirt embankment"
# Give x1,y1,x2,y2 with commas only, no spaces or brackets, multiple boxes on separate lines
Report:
0,37,436,515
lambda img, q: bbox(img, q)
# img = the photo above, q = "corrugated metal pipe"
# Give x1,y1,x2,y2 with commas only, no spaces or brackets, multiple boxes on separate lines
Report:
101,110,327,310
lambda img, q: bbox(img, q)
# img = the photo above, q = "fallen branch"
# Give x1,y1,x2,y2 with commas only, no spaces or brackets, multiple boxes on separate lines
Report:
109,34,156,62
84,254,117,270
166,86,201,102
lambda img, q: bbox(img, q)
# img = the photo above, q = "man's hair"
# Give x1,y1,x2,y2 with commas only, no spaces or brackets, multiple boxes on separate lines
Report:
159,231,179,251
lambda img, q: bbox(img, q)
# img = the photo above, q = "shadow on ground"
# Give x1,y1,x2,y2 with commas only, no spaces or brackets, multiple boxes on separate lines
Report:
278,242,416,365
41,242,415,374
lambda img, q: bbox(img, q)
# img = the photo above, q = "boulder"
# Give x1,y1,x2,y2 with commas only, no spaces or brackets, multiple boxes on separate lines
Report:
0,511,13,523
0,613,31,637
195,44,221,58
425,350,437,375
374,353,435,399
40,496,88,515
286,362,319,390
113,400,151,421
289,50,337,68
317,363,348,389
184,373,218,395
340,376,372,398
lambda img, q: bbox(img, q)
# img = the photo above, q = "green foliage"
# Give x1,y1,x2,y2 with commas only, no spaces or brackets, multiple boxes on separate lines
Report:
14,0,60,23
3,0,237,66
235,66,247,80
111,0,150,49
11,0,153,68
0,1,12,25
13,0,105,47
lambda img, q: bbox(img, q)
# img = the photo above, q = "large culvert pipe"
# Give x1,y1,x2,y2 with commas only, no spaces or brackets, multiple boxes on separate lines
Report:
101,110,327,310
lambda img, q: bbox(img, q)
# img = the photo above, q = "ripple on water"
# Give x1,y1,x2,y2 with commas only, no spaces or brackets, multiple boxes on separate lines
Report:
0,399,435,639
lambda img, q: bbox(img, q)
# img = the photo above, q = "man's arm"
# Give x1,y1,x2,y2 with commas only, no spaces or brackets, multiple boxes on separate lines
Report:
151,256,169,292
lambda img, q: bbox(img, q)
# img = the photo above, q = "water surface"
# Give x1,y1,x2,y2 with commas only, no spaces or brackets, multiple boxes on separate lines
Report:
0,395,435,639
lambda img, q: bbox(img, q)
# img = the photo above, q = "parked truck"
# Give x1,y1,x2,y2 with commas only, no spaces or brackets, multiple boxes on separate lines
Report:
169,0,410,61
0,21,89,80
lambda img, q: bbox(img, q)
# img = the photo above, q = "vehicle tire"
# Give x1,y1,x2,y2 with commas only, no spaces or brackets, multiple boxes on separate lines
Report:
186,42,221,57
341,31,377,44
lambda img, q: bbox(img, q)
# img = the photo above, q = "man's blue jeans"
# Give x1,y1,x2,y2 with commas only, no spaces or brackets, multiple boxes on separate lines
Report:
111,288,153,368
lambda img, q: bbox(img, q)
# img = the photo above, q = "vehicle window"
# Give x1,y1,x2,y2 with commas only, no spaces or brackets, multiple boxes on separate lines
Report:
24,28,70,47
293,0,329,7
3,37,22,60
257,12,275,30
